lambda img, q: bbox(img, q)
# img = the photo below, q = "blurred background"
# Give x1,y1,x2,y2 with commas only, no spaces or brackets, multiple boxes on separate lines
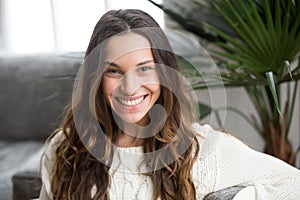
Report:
0,0,163,54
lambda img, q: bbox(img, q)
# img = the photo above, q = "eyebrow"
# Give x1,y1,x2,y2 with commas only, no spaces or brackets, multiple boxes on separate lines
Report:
103,59,154,68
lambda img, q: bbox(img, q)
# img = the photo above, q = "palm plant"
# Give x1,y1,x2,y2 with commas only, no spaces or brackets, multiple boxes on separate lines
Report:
148,0,300,165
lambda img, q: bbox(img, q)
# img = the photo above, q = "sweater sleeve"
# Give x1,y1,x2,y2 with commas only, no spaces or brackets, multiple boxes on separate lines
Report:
39,131,65,200
215,132,300,200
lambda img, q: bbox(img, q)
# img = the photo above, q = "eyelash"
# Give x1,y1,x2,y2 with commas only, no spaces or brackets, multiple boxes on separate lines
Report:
105,68,122,75
104,68,123,78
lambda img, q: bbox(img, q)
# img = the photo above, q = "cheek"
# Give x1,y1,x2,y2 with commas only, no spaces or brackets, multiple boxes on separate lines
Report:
148,84,161,99
102,78,117,103
150,73,161,98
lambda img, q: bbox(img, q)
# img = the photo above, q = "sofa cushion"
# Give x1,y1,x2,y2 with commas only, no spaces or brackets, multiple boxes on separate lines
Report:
0,52,84,140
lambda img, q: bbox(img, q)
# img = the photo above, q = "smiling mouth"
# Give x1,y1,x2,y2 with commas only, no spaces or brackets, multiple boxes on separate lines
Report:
116,95,147,107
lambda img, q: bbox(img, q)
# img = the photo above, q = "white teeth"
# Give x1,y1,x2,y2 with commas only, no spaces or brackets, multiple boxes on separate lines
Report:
118,96,144,107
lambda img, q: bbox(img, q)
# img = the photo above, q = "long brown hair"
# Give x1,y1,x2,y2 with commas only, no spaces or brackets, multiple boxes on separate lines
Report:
49,9,200,200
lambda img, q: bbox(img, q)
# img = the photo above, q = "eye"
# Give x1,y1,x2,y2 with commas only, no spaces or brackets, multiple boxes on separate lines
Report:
105,68,123,77
139,66,153,72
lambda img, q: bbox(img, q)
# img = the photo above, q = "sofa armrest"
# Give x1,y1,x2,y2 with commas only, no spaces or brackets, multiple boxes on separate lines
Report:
203,185,246,200
12,171,42,200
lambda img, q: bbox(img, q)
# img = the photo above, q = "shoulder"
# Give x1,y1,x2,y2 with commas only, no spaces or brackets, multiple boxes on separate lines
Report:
192,123,224,158
40,130,66,199
44,130,66,159
42,130,66,168
42,130,66,173
192,122,300,177
192,123,251,158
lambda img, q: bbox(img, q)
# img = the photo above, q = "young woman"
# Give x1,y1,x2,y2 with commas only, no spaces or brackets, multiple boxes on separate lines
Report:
39,9,300,200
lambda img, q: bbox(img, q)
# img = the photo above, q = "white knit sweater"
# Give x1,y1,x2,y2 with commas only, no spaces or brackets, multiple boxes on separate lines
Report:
39,123,300,199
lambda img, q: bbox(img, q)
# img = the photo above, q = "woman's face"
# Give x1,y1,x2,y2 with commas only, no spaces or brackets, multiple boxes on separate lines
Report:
102,33,161,125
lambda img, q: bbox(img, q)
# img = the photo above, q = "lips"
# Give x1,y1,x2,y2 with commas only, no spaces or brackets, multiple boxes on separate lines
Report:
116,95,147,107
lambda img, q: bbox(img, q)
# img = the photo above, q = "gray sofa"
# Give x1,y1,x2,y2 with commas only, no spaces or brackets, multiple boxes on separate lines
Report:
0,52,83,200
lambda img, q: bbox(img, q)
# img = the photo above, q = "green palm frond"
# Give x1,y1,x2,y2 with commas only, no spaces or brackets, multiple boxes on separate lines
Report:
149,0,300,84
147,0,232,41
210,0,300,78
149,0,300,164
207,0,300,122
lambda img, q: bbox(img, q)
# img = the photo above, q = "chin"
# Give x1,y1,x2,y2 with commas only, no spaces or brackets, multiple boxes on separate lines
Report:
115,112,149,125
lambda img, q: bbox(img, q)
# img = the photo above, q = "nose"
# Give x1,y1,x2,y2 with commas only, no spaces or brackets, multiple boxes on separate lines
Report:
119,71,139,95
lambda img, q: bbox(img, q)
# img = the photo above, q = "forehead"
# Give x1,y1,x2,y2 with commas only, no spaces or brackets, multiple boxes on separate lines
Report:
105,33,152,61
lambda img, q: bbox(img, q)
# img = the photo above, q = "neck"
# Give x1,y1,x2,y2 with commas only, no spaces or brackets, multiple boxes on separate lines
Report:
114,117,149,147
115,130,145,147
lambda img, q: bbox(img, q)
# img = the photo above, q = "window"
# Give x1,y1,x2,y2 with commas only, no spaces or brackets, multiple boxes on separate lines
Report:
0,0,163,54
